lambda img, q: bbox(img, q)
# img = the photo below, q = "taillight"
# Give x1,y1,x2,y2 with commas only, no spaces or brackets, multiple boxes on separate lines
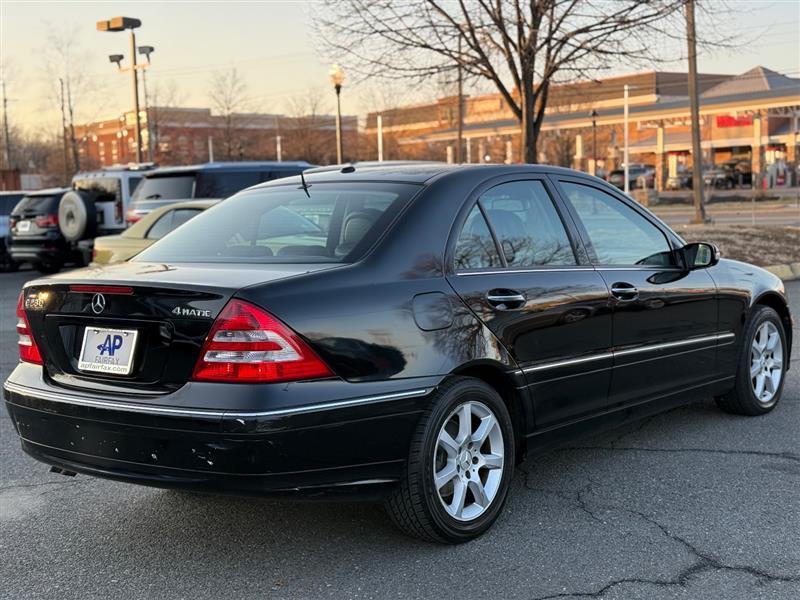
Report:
192,299,333,383
16,292,43,365
126,210,141,225
35,214,59,228
9,216,18,229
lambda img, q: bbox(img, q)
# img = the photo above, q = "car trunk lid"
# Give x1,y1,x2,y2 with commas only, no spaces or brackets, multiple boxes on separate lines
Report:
22,261,339,395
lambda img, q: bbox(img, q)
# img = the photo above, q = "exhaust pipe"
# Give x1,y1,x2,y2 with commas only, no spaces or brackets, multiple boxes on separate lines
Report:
49,466,77,477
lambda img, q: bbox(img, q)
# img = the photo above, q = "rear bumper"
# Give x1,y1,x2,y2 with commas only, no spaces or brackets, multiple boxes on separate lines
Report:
10,237,71,262
4,364,440,497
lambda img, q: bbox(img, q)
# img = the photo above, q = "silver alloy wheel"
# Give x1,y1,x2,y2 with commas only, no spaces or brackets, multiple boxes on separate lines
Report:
433,400,504,522
750,321,783,404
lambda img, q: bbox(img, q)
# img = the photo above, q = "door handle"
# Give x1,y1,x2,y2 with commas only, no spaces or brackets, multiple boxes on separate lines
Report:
610,282,639,301
487,289,526,309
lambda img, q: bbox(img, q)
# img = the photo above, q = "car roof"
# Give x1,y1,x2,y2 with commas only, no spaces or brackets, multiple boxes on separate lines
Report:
254,163,593,187
150,199,219,211
144,161,314,178
23,187,70,197
73,164,156,178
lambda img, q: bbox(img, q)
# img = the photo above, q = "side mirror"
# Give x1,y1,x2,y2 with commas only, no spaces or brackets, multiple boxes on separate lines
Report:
682,242,720,270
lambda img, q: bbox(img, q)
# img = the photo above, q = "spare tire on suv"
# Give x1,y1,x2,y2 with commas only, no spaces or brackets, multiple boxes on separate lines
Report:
58,190,97,242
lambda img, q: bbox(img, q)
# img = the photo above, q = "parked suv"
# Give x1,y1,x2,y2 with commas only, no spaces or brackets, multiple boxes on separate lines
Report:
8,188,84,273
0,191,25,271
126,161,313,224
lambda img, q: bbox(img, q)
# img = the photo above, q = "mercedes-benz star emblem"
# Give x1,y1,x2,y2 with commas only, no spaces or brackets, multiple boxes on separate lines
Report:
91,293,106,314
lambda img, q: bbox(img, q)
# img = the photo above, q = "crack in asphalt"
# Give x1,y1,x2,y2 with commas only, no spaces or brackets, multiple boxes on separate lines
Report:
555,445,800,463
517,468,800,599
0,479,90,494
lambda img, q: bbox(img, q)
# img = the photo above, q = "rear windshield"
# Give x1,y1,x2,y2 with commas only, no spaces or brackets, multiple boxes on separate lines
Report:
132,175,195,203
12,195,61,215
195,171,262,198
73,177,121,202
135,182,420,264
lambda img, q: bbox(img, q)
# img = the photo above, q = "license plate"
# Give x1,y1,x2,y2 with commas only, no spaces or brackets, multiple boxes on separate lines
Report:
78,327,139,375
17,220,30,232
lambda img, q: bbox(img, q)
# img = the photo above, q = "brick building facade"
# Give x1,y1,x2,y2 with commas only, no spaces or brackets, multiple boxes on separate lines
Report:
365,66,799,190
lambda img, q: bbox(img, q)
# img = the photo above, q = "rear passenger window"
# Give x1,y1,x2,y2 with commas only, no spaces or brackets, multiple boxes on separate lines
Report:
454,205,502,270
560,182,675,266
479,181,576,267
146,211,174,240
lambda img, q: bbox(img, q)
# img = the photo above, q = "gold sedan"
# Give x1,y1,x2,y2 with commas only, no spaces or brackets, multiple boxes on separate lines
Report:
91,200,217,265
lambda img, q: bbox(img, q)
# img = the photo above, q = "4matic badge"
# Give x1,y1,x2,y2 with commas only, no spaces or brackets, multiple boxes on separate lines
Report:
172,306,212,318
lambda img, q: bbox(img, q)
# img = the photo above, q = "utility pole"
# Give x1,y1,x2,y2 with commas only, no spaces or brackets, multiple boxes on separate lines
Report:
456,33,464,163
58,78,70,182
141,68,153,161
129,28,143,163
1,79,11,169
377,115,384,161
686,0,706,223
65,77,80,172
623,85,630,194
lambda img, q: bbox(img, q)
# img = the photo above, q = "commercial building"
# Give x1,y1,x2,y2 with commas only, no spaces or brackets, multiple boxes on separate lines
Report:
365,66,799,190
74,107,358,168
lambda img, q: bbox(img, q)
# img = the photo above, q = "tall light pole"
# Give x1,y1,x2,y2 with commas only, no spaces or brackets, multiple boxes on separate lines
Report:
97,16,144,164
456,34,464,163
138,45,155,161
685,0,706,223
623,84,630,194
589,109,598,176
329,64,345,164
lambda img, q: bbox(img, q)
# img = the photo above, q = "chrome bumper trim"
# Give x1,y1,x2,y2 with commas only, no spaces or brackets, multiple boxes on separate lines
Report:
3,381,431,419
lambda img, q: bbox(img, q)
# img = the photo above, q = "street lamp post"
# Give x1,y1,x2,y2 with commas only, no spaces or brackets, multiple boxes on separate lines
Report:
138,45,155,161
97,16,145,164
589,109,598,176
329,64,345,164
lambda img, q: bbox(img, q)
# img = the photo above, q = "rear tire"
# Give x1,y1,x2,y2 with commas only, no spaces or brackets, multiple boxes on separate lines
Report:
716,305,787,416
385,377,515,543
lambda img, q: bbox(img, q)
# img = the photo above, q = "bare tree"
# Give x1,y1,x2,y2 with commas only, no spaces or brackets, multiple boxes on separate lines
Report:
42,25,98,174
317,0,690,163
209,68,249,160
282,90,336,164
147,82,185,163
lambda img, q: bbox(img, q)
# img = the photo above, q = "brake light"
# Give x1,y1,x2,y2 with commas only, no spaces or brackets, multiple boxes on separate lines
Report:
126,211,141,225
192,299,332,383
69,285,134,295
16,293,43,365
35,214,58,228
9,216,18,228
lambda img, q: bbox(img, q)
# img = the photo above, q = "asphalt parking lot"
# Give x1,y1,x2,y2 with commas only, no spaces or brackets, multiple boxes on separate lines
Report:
1,268,798,600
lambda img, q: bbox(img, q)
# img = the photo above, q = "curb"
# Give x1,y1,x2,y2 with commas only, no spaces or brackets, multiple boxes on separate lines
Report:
764,262,800,281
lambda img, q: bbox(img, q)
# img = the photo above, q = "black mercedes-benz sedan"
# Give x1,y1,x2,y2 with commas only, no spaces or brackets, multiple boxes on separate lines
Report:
4,164,792,543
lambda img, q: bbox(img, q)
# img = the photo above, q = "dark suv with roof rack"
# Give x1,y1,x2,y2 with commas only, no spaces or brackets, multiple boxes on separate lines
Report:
126,161,313,224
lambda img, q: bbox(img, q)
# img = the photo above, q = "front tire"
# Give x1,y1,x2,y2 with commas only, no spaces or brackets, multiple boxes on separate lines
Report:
385,377,515,543
716,305,787,415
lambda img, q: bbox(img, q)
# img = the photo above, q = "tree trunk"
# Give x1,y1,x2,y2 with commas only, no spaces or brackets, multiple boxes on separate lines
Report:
520,71,537,164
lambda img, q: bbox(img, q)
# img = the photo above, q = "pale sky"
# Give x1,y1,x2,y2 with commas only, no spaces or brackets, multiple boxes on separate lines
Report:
1,0,798,135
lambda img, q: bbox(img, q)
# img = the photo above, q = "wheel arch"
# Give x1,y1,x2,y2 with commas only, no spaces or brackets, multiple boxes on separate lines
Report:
451,361,529,463
752,291,793,368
